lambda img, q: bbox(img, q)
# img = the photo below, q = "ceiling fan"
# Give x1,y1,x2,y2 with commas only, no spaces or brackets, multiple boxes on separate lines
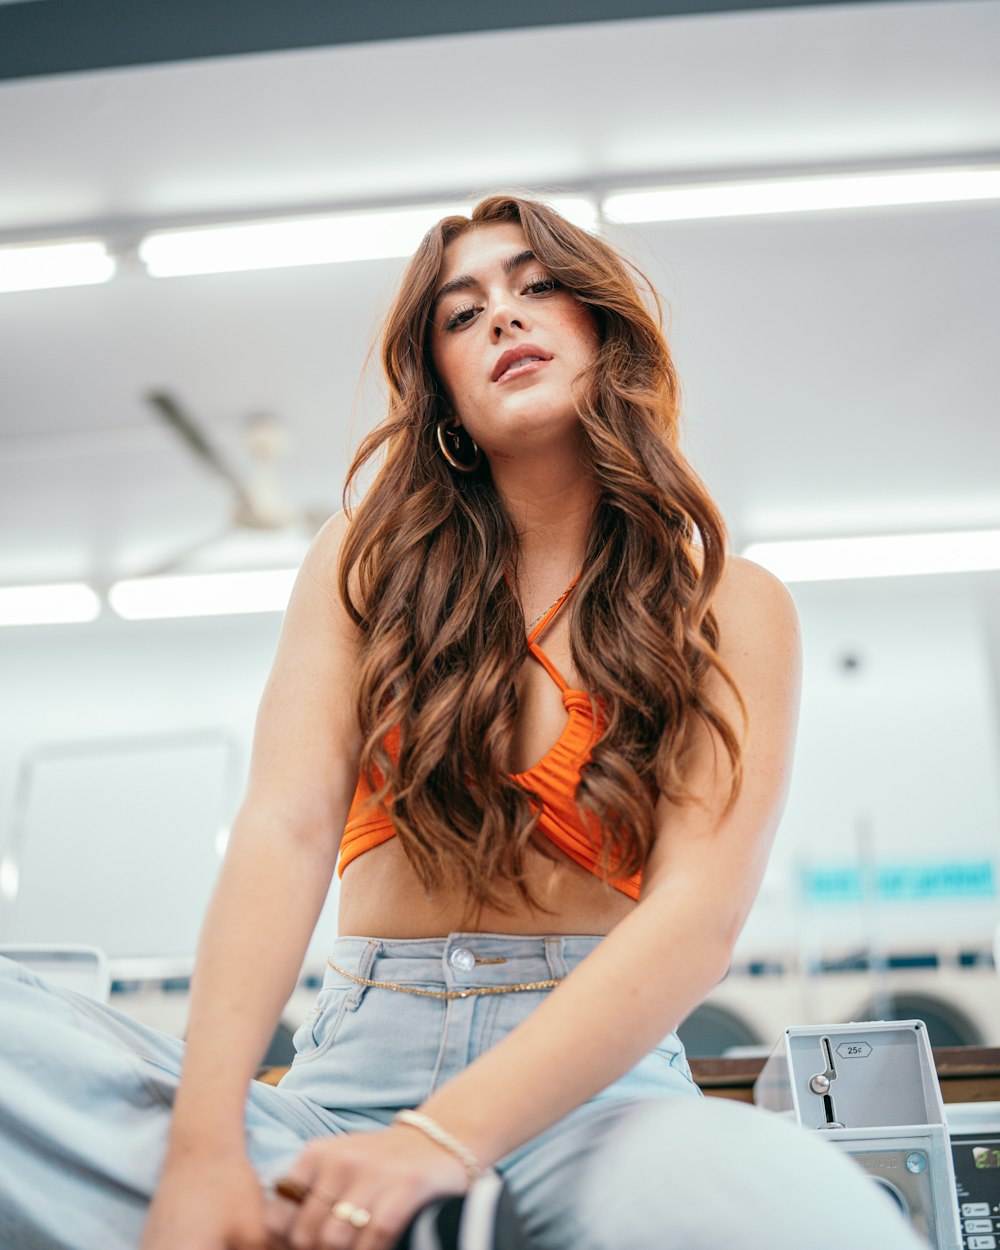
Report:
139,389,333,576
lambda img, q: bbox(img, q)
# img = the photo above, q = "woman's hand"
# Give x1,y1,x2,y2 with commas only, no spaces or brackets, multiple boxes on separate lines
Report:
265,1124,469,1250
141,1146,270,1250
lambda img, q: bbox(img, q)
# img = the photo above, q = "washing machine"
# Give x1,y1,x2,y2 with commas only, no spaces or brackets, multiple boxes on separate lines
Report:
681,943,999,1058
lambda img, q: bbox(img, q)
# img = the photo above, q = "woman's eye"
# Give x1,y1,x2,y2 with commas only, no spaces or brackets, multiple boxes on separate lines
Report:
445,303,478,330
524,275,558,295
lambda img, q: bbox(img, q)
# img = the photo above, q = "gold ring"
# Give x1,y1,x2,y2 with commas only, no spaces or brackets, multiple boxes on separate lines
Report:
331,1199,372,1229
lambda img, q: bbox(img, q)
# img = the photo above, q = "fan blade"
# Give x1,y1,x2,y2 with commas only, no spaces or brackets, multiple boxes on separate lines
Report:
145,390,253,510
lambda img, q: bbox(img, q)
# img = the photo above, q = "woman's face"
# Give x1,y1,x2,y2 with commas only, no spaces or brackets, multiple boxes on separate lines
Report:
428,222,599,458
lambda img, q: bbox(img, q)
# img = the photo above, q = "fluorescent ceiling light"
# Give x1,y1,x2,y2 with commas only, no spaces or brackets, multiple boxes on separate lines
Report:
539,195,601,233
604,167,1000,224
0,241,116,294
109,568,297,619
139,202,476,277
0,582,101,626
140,196,602,278
0,855,17,901
743,530,1000,583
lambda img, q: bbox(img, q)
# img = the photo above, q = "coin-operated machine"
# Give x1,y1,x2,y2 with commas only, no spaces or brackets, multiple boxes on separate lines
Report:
754,1021,962,1250
946,1101,1000,1250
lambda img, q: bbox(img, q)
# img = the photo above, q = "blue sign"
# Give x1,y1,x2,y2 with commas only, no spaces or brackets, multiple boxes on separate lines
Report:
801,860,996,903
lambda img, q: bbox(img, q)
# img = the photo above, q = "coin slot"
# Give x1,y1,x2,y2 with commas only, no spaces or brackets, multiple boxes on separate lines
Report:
813,1036,846,1128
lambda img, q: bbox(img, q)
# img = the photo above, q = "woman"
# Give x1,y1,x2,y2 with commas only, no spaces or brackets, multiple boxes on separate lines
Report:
0,196,925,1250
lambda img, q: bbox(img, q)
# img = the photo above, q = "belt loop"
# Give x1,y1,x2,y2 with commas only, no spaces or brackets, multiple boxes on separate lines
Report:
348,939,382,1009
543,937,567,980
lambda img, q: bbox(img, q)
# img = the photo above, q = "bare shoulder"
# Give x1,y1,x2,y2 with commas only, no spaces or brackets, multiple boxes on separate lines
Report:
266,508,360,687
288,509,354,615
711,554,799,657
302,508,351,575
316,507,351,545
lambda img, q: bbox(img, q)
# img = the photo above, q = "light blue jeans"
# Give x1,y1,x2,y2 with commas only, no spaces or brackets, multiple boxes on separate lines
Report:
0,935,928,1249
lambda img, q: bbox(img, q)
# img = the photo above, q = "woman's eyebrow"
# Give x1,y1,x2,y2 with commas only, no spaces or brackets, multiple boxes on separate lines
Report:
430,250,537,313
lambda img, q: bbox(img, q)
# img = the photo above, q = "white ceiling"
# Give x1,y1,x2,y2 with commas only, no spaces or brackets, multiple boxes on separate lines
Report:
0,0,998,591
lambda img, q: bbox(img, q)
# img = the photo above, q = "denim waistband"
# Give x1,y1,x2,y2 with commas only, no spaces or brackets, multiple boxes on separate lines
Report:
325,932,604,992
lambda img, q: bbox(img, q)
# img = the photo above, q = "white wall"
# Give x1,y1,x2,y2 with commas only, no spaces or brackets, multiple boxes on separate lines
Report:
0,611,341,961
738,575,1000,958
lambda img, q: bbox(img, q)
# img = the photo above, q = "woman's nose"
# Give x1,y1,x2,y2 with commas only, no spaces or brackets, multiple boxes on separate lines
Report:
491,300,527,340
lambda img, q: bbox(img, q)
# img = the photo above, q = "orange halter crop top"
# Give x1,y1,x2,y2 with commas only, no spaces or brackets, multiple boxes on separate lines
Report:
337,580,642,900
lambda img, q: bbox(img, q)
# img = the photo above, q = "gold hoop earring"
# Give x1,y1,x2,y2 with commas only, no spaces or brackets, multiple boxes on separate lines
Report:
435,420,482,474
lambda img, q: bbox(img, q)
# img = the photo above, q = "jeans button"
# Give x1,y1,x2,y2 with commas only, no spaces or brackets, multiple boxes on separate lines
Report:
449,947,476,973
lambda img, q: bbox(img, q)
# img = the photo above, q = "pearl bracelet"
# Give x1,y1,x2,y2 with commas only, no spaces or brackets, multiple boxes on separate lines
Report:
393,1109,483,1183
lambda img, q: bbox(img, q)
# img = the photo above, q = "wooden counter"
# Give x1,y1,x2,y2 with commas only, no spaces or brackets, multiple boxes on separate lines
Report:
689,1046,1000,1105
259,1047,1000,1103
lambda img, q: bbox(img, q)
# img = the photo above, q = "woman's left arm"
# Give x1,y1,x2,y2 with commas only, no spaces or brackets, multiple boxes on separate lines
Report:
268,557,800,1248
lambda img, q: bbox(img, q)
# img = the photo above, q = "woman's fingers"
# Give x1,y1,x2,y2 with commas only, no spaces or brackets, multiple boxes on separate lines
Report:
265,1128,467,1250
265,1165,320,1245
315,1191,381,1249
351,1190,424,1250
269,1183,404,1250
268,1176,425,1250
265,1159,332,1246
267,1154,375,1249
293,1188,363,1248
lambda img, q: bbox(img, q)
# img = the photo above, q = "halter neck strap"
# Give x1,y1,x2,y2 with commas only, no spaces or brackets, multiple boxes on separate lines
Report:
526,572,581,644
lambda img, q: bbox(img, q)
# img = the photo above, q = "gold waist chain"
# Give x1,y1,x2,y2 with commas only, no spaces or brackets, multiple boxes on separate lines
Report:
326,957,560,1000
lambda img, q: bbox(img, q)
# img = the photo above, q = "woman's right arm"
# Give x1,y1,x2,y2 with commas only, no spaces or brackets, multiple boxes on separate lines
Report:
141,512,364,1250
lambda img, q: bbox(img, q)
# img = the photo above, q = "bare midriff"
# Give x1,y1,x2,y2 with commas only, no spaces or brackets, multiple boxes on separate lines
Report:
337,836,637,938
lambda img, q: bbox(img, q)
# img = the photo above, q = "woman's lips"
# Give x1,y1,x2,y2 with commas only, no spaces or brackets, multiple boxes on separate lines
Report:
491,346,553,383
496,358,549,385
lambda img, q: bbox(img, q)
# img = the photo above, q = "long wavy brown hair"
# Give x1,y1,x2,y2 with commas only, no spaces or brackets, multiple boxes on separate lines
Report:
338,195,743,909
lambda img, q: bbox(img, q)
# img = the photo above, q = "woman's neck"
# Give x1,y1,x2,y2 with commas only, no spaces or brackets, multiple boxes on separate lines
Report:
490,455,599,591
